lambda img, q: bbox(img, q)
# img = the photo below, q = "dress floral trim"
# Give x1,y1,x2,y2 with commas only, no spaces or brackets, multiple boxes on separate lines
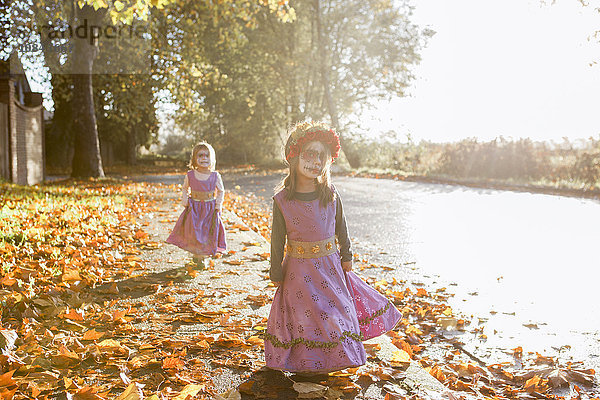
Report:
358,301,393,326
264,330,364,349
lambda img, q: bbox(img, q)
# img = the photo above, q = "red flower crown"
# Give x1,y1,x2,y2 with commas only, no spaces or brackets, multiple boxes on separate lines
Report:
285,126,341,161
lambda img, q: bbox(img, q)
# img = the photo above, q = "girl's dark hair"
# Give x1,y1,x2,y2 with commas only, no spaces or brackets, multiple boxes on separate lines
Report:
275,130,336,207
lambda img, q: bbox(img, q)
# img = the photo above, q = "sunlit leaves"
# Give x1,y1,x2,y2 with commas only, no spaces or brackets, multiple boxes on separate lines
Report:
0,370,18,399
0,180,157,396
2,177,597,399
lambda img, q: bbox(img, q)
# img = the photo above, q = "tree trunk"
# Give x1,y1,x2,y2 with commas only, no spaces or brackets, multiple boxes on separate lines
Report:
126,129,137,165
47,75,74,169
314,0,361,168
70,5,105,178
32,3,74,171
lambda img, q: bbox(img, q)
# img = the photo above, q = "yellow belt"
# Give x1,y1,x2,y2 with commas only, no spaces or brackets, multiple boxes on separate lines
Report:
286,236,336,259
190,190,216,201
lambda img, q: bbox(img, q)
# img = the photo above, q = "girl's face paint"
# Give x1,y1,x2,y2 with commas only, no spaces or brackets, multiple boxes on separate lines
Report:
197,150,211,169
297,141,329,180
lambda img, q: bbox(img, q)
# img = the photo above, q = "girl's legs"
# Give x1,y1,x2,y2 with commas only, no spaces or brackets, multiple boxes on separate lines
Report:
192,254,207,269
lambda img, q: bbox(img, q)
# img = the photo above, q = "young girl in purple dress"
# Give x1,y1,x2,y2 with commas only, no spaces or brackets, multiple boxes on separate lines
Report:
265,121,401,374
166,142,227,266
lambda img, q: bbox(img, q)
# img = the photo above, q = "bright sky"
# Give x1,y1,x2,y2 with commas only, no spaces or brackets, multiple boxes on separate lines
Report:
361,0,600,143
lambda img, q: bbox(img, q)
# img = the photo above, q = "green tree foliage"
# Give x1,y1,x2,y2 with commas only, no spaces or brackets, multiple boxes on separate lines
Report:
94,74,159,165
159,0,430,167
151,0,294,165
7,0,292,173
8,0,424,170
14,0,168,176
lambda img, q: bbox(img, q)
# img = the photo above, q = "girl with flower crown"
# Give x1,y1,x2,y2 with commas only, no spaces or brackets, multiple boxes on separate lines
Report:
265,121,401,374
166,142,227,266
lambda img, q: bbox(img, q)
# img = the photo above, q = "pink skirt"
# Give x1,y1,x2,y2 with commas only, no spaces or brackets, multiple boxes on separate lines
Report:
166,200,226,256
264,254,401,373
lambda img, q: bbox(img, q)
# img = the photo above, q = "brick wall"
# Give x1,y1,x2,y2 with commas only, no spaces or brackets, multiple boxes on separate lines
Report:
0,76,45,185
0,103,8,180
15,101,44,185
0,76,17,183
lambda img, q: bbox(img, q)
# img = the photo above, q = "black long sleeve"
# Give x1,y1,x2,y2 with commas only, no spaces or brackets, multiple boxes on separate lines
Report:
334,193,353,262
270,200,286,282
269,189,353,282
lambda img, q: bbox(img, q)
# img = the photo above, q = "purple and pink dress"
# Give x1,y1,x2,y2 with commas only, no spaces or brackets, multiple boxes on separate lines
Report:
265,189,401,373
166,170,226,256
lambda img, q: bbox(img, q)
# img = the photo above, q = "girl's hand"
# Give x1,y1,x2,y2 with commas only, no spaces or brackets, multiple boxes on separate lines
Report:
342,260,352,272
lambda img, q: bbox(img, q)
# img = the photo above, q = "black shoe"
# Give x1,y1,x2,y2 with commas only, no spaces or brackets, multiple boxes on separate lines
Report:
291,372,329,383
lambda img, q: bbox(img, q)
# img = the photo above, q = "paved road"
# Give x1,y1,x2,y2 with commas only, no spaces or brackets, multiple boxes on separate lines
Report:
133,172,600,376
222,172,600,374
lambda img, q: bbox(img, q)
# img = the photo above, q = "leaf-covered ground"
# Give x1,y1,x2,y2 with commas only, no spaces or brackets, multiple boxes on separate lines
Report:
0,179,597,399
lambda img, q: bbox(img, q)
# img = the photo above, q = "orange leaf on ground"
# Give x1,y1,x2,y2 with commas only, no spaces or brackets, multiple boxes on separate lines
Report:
246,294,270,306
63,308,84,321
247,336,263,347
0,388,17,400
197,340,210,350
428,365,446,382
134,230,148,239
186,266,199,277
391,338,413,358
62,268,82,282
387,290,404,301
534,352,554,365
73,386,103,400
97,339,127,355
162,357,185,370
524,375,549,393
55,345,80,367
0,275,16,286
82,329,105,341
390,350,411,365
113,308,130,323
173,384,205,400
0,370,16,388
405,325,423,336
115,383,143,400
59,345,79,360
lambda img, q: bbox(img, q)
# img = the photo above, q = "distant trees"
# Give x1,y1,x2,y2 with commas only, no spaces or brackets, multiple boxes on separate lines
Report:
94,74,159,166
10,0,293,175
8,0,428,171
311,0,431,167
158,0,431,167
11,0,171,176
151,0,295,164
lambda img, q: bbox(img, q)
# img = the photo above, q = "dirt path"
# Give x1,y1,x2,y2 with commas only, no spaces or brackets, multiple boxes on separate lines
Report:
110,182,444,399
104,183,276,397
